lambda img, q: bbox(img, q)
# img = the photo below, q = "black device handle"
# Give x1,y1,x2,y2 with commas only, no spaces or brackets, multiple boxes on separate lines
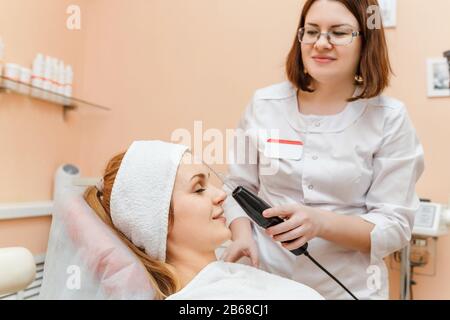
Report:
231,185,358,300
232,186,308,256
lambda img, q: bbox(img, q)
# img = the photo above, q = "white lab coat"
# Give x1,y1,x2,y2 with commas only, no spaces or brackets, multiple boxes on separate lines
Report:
167,261,324,300
223,81,425,300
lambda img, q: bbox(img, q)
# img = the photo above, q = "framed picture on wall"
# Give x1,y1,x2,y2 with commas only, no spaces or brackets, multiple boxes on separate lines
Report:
378,0,397,28
427,58,450,98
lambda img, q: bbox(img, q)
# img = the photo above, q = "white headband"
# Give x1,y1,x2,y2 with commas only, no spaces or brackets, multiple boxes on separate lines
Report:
110,140,188,262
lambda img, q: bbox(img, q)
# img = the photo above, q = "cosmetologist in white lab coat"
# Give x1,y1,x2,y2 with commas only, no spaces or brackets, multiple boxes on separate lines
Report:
223,81,425,299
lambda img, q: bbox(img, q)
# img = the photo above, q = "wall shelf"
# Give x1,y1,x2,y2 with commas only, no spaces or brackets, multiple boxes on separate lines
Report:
0,75,110,120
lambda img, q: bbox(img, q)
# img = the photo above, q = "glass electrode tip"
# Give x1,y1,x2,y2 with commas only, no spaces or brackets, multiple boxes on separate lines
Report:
201,160,237,191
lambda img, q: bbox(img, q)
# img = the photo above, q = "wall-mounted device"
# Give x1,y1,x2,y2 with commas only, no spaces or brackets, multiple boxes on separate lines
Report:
399,199,450,300
413,201,450,237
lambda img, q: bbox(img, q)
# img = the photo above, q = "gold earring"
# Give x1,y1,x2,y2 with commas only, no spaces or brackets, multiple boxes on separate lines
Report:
355,74,364,84
304,68,309,75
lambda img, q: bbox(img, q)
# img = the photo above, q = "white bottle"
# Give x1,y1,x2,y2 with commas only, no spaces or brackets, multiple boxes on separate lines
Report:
57,61,65,95
31,53,44,89
0,37,4,77
3,63,20,91
50,58,57,93
64,65,73,98
19,67,31,95
43,55,53,92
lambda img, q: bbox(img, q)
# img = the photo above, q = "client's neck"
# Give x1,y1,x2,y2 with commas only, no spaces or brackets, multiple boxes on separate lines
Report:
166,246,217,289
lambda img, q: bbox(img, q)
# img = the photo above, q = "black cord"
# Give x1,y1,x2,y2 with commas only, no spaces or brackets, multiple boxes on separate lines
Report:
304,251,359,300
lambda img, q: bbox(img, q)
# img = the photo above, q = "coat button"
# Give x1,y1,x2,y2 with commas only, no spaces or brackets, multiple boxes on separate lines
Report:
315,122,321,127
312,155,318,160
308,185,314,190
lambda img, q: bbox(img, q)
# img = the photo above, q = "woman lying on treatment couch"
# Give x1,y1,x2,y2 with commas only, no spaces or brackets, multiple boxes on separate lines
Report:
84,140,324,300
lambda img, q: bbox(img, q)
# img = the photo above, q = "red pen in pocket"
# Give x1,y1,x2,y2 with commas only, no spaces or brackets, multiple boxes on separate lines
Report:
265,138,304,160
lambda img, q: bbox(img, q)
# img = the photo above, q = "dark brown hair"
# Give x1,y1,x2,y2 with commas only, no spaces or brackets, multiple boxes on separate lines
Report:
286,0,393,101
84,152,179,299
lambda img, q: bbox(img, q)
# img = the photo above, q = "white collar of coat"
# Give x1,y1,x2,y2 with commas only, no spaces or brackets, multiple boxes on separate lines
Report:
283,83,380,133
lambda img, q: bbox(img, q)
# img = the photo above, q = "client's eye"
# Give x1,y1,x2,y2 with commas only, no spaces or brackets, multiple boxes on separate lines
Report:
195,188,206,193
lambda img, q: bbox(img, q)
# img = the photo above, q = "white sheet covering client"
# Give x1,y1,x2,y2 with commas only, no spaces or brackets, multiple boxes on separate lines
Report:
42,140,324,300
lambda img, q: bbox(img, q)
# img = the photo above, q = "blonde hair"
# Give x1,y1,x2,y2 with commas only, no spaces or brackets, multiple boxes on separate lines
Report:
83,152,179,299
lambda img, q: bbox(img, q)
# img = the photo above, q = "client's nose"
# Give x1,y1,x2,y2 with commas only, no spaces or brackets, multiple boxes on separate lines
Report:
212,186,227,206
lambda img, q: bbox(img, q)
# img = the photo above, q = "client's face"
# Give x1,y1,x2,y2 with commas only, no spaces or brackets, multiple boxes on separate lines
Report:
168,153,231,254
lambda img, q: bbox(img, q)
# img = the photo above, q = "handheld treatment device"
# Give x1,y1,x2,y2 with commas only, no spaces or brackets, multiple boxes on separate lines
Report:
206,165,359,300
231,185,358,300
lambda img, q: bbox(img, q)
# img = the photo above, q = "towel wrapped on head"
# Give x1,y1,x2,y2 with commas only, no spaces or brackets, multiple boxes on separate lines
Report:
110,140,188,262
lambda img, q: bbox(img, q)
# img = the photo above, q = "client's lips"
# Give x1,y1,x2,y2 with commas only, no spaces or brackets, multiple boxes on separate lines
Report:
212,210,225,220
213,210,223,219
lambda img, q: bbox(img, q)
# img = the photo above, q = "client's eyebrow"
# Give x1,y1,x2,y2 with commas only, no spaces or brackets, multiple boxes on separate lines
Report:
307,22,355,28
190,172,211,181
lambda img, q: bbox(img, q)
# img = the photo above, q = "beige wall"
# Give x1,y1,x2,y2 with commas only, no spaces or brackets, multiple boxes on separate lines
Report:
0,0,88,253
0,0,449,299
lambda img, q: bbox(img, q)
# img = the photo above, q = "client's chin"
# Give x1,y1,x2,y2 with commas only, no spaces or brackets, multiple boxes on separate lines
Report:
212,224,232,248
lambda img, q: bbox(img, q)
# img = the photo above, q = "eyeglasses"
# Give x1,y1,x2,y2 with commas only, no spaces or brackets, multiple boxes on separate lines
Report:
298,26,361,46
